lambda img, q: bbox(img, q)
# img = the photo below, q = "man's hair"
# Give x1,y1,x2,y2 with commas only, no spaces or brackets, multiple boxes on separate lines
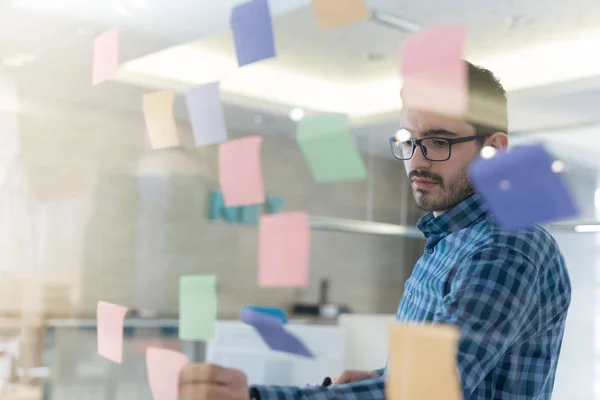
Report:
465,61,508,137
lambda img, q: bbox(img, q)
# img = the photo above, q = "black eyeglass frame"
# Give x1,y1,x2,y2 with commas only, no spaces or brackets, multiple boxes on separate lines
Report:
389,133,493,162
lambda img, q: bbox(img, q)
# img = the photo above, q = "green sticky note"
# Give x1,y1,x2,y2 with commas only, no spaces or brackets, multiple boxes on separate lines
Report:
297,114,367,182
179,275,217,341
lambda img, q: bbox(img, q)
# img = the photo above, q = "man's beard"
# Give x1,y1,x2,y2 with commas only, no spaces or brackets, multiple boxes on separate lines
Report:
409,167,475,212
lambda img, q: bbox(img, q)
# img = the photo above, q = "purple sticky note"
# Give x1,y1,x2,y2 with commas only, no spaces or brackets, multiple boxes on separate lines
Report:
470,143,579,230
185,82,228,147
230,0,276,67
241,307,314,358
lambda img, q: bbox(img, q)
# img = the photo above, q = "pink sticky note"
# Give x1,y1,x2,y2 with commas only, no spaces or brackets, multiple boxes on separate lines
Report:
400,25,467,116
258,212,310,287
146,347,189,400
218,136,265,207
93,27,119,86
97,301,128,363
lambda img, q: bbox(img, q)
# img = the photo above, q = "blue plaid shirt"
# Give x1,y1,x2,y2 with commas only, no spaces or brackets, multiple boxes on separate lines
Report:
252,193,571,400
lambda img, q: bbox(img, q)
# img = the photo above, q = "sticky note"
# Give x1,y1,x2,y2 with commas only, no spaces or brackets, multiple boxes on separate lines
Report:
258,212,310,288
297,114,367,182
179,275,217,341
311,0,370,30
241,307,314,358
93,27,119,86
230,0,276,67
387,324,461,400
146,347,189,400
97,301,128,363
218,136,265,207
470,143,579,230
185,82,228,147
400,25,467,117
142,90,180,150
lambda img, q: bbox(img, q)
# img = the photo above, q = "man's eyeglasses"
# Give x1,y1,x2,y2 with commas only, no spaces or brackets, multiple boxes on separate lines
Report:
389,133,493,162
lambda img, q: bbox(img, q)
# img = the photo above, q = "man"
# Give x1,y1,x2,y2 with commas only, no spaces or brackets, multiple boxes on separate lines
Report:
178,62,571,399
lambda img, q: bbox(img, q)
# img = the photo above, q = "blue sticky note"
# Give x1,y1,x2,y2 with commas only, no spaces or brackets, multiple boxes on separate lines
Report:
241,307,313,358
470,143,579,230
230,0,276,67
245,306,288,324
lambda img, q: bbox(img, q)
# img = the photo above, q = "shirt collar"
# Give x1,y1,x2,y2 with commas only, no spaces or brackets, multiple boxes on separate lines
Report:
417,192,489,238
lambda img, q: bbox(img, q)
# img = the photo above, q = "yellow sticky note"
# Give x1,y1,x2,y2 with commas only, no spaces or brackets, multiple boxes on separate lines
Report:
387,323,462,400
311,0,370,30
142,90,180,150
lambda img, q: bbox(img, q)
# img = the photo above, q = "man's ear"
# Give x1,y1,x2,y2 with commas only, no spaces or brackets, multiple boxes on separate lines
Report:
487,132,509,151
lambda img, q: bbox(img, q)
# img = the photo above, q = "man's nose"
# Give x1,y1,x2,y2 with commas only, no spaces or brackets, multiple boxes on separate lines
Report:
409,144,432,171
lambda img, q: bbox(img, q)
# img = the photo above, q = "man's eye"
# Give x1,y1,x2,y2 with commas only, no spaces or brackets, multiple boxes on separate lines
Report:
430,140,447,147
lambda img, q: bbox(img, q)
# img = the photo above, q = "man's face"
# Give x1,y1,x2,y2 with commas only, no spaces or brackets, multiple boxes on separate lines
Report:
400,108,480,214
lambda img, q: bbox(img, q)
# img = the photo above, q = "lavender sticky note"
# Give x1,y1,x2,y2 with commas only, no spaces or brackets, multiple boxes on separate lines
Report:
185,82,228,147
230,0,276,67
470,143,579,230
241,307,314,358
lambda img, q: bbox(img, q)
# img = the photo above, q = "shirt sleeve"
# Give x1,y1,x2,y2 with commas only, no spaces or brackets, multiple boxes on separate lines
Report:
433,246,539,398
251,376,385,400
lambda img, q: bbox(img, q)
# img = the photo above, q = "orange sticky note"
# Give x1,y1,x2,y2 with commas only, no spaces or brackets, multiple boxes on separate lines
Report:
258,212,310,287
146,347,189,400
97,301,128,363
311,0,370,30
387,323,462,400
93,27,119,86
400,25,467,117
143,90,181,150
218,136,265,207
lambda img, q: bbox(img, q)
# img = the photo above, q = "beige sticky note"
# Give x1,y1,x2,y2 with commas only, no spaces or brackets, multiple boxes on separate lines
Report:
311,0,370,30
143,90,180,150
387,323,462,400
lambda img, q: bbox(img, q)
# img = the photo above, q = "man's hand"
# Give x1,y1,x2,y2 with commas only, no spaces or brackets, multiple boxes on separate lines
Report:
179,364,250,400
332,369,381,385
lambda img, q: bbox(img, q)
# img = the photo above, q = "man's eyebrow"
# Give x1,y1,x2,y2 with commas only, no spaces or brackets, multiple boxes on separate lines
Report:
421,129,459,137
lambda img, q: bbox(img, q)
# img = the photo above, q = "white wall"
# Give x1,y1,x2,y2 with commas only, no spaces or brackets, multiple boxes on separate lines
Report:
548,164,597,400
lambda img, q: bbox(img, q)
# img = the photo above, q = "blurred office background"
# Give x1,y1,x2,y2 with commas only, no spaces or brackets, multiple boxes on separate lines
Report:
0,0,599,399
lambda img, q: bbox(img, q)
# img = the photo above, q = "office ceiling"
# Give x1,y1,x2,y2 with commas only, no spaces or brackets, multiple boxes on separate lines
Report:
4,0,600,168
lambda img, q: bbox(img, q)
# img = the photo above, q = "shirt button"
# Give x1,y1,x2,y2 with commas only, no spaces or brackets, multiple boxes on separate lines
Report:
427,248,434,254
408,292,413,299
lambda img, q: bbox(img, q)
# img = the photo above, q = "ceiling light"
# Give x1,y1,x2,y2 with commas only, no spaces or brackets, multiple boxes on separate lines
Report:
394,128,411,142
551,160,565,173
115,6,133,16
2,57,24,67
133,0,149,9
480,146,496,159
574,225,600,233
2,53,36,67
289,108,305,121
370,11,420,33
